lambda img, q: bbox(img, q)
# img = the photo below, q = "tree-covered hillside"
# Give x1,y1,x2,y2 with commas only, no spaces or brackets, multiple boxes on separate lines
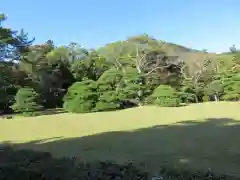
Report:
1,14,239,115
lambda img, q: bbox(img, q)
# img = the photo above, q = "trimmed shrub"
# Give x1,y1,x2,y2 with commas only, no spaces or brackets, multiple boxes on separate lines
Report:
149,85,180,107
94,91,124,112
121,68,147,102
63,80,98,113
177,92,197,103
11,87,43,116
222,93,239,101
94,68,125,112
222,74,240,101
97,68,123,90
205,80,224,101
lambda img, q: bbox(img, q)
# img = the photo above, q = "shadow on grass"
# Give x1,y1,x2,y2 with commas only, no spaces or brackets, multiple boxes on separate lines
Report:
3,118,240,176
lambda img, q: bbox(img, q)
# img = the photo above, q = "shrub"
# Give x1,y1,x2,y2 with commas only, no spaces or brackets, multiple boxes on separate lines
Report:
202,94,209,102
121,71,148,104
97,68,123,90
63,80,98,113
0,86,18,114
0,147,238,180
157,167,238,180
11,87,43,116
205,80,224,101
94,91,124,112
177,92,197,103
149,85,180,107
222,93,239,101
178,84,199,103
222,74,240,101
94,68,125,112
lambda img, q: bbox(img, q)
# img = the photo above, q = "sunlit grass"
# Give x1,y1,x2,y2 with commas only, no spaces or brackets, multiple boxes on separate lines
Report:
0,102,238,143
1,102,240,175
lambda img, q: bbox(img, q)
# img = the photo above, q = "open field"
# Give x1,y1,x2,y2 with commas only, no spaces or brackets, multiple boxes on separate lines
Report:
1,102,240,175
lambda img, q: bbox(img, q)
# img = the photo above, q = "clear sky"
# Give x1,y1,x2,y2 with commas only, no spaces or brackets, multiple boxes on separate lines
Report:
2,0,240,52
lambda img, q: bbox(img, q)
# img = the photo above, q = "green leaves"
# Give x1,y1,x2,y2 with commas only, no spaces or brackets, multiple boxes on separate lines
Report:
63,80,98,113
1,15,34,61
11,87,43,116
206,80,224,97
70,50,108,81
222,74,240,101
149,85,180,107
1,20,240,114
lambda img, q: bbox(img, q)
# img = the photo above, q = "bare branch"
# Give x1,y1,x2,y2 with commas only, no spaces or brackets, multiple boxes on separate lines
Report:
232,64,240,70
133,44,148,74
177,62,192,80
114,58,126,73
136,44,139,58
139,54,148,68
145,65,170,76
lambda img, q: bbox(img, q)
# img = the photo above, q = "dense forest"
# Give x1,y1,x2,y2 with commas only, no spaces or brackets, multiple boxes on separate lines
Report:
1,14,239,115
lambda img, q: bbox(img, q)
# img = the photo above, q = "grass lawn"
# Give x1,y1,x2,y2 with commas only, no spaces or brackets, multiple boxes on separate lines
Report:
1,102,240,176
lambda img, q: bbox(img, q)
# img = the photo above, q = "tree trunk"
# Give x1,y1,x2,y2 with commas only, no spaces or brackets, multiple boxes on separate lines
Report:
137,89,143,106
214,94,218,102
136,66,144,106
194,94,198,103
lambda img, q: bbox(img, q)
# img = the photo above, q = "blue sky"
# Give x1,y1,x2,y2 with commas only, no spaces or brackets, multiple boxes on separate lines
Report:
2,0,240,52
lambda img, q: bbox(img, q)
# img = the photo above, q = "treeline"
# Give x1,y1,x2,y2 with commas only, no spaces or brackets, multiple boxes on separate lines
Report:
1,14,240,115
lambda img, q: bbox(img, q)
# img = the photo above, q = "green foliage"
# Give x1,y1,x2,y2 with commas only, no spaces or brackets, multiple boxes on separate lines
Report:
95,68,124,111
205,80,224,101
202,94,209,102
63,80,97,113
121,67,147,100
149,85,180,107
0,62,21,112
222,74,240,101
71,50,108,81
179,83,198,103
1,147,238,180
94,91,124,111
158,167,238,180
20,43,75,108
11,87,43,116
177,92,197,103
97,68,123,89
0,86,17,112
1,15,240,113
0,15,34,61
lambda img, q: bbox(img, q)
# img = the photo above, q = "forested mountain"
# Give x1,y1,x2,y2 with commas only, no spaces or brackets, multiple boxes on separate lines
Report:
1,14,239,115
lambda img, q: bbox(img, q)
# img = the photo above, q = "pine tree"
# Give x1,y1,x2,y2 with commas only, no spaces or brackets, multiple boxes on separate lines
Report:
11,87,43,116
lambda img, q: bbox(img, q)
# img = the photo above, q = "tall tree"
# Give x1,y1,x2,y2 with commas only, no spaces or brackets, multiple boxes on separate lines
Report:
0,14,34,61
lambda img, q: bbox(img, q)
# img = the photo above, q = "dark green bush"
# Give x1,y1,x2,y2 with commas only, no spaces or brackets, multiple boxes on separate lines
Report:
177,92,196,103
97,68,123,87
222,93,239,101
95,68,125,112
11,87,43,116
222,74,240,101
149,85,180,107
121,67,147,100
0,147,239,180
0,147,148,180
63,80,98,113
0,86,18,114
157,167,238,180
94,91,124,112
